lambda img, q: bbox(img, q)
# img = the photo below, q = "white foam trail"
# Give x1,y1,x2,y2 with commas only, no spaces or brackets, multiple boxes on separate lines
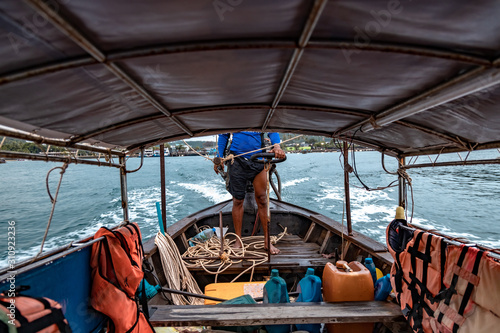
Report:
351,204,394,223
316,185,343,202
282,177,310,188
177,182,231,203
349,187,393,204
0,186,184,268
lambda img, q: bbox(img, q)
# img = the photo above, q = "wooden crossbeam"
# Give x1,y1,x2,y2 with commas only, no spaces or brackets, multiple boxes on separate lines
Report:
150,301,403,327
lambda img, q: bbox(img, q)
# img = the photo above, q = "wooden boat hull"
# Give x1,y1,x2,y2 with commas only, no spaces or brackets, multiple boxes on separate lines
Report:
1,198,398,332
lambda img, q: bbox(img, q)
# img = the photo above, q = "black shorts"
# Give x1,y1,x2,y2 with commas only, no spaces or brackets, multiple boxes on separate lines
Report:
227,156,264,200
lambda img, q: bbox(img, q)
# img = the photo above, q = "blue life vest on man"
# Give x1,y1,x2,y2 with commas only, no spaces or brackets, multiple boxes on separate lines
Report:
217,132,280,159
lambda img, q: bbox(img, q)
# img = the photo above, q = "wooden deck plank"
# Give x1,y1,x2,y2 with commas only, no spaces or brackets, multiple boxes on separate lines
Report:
150,301,403,327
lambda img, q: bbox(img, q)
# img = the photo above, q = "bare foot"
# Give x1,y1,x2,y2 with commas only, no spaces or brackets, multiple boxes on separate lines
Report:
264,243,280,255
233,238,243,249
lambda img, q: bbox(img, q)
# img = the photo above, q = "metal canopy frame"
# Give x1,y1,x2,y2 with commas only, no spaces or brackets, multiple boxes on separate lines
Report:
261,0,328,131
0,1,499,157
0,39,495,87
338,62,500,136
0,127,125,156
23,0,194,138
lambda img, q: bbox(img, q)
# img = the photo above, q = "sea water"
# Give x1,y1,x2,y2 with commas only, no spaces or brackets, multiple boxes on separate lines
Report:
1,150,499,267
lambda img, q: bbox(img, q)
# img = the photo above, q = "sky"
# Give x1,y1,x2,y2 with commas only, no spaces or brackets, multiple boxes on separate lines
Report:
184,135,217,142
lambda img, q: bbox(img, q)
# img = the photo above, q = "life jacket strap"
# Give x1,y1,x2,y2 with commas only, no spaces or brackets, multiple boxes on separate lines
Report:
436,302,466,327
437,245,484,332
1,295,72,333
451,264,480,286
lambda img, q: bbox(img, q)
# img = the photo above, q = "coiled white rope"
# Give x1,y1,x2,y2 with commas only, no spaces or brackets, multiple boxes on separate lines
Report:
183,228,287,283
154,231,204,305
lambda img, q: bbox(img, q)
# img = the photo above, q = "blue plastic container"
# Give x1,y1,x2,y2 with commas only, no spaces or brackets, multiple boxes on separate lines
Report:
374,274,392,301
296,268,322,333
138,279,161,300
364,257,377,287
264,269,290,333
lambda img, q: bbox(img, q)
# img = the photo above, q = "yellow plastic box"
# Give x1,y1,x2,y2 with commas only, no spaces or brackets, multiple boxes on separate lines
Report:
204,281,266,305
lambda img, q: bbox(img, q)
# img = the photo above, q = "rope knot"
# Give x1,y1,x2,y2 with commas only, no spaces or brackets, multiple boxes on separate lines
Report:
224,154,235,165
219,252,230,262
397,168,412,185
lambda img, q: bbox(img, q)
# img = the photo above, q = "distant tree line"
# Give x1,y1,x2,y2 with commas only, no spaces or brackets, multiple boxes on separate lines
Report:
2,135,365,155
1,138,91,155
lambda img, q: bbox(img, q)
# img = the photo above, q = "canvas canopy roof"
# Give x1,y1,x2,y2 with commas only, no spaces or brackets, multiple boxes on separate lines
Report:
1,0,500,157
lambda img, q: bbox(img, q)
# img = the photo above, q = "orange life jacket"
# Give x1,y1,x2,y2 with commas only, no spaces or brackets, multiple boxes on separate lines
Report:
387,219,446,332
90,223,154,333
0,293,71,333
430,245,500,333
387,219,500,333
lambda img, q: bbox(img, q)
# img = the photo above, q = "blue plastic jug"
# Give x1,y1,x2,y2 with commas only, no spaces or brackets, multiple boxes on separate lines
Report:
296,268,322,333
374,274,392,301
364,257,377,286
264,269,290,333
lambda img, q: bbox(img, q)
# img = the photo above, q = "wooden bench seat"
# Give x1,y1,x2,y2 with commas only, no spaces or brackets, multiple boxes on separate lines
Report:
149,301,403,327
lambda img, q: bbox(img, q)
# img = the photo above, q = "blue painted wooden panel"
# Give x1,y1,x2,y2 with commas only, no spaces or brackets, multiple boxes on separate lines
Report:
0,246,106,333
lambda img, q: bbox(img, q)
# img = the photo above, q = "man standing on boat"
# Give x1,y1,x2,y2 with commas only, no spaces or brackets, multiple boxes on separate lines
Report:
214,132,286,255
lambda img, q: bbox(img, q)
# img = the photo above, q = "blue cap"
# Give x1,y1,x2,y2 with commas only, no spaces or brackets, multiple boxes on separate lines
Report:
271,269,279,277
364,257,373,263
306,268,315,276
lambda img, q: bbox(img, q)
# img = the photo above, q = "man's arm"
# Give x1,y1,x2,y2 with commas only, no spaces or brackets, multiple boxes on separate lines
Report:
267,133,286,159
217,134,230,158
268,133,280,146
214,134,230,174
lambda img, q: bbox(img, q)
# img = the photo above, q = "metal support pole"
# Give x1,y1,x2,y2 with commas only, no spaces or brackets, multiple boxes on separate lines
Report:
119,156,129,222
398,156,406,208
266,163,271,263
343,142,353,236
160,144,167,233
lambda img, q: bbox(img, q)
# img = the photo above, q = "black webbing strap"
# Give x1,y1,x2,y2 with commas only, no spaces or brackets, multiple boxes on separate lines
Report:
409,232,431,263
392,221,407,294
0,298,29,327
12,296,72,333
140,278,150,319
36,297,69,332
437,245,469,324
452,249,484,333
421,233,433,291
440,239,447,290
406,231,425,331
394,250,403,303
128,223,145,259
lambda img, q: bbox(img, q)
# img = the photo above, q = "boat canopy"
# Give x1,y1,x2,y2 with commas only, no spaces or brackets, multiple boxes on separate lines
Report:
1,0,500,157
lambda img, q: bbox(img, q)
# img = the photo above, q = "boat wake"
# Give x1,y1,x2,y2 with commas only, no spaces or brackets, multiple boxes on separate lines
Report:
310,183,500,248
177,181,231,203
282,177,310,188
